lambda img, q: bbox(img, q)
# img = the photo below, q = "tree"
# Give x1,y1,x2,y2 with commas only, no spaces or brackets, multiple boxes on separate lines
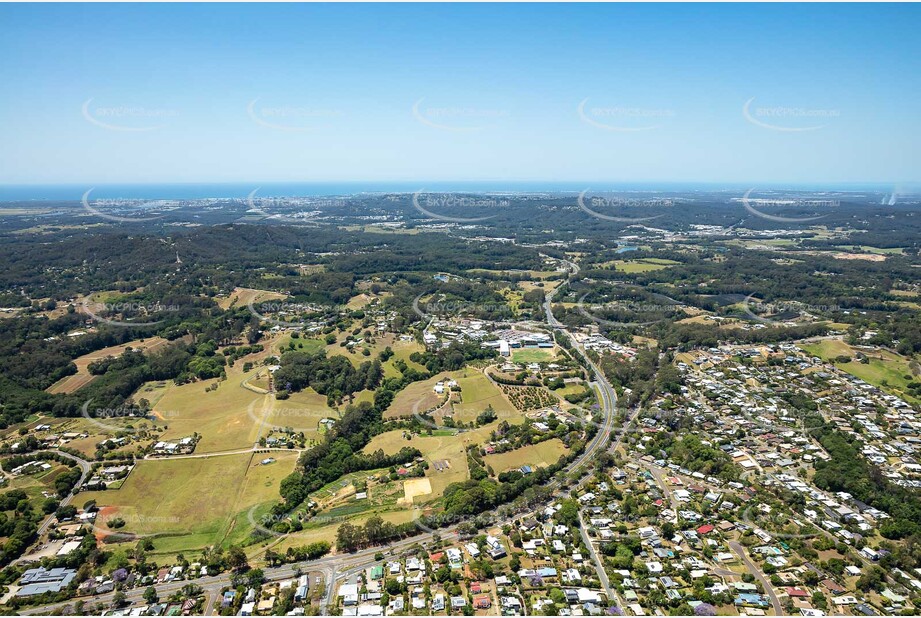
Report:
143,586,159,604
112,591,127,608
811,591,828,610
227,545,248,571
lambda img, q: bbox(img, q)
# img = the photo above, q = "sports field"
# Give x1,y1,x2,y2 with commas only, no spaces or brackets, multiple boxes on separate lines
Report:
510,348,556,364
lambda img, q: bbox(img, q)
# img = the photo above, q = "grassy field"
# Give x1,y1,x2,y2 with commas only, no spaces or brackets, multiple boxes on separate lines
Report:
151,365,269,453
79,451,299,555
262,388,339,440
0,415,162,458
262,508,419,558
483,439,569,474
345,291,391,310
800,340,920,405
451,371,517,423
611,259,678,273
275,335,326,355
384,373,450,419
216,287,286,310
46,336,170,394
835,245,906,255
4,462,74,502
320,332,425,379
518,279,562,295
510,348,556,364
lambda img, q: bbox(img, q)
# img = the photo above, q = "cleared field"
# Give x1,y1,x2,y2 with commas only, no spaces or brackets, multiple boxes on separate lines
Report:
345,291,391,310
1,415,159,457
836,245,906,255
510,348,556,364
262,388,339,439
555,383,588,399
152,363,268,453
46,336,170,394
5,462,74,502
321,333,425,380
608,259,677,273
217,287,286,310
276,335,326,356
402,477,432,503
451,371,517,423
384,373,449,419
79,451,298,554
483,439,569,474
384,338,427,378
801,340,920,405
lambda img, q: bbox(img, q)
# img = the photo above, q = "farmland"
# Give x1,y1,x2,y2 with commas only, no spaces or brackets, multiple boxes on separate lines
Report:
46,336,170,394
450,370,517,423
79,451,299,556
216,287,286,311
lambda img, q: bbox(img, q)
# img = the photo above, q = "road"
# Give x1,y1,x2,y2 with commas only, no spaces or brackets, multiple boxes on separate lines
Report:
729,541,783,616
578,510,615,603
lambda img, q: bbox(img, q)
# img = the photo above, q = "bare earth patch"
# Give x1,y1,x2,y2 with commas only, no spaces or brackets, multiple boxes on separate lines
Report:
401,477,432,504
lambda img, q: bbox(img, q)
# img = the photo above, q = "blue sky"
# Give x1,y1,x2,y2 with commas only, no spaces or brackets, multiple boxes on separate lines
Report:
1,3,919,186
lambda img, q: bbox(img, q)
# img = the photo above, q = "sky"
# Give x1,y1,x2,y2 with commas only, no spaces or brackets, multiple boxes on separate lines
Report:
1,3,919,187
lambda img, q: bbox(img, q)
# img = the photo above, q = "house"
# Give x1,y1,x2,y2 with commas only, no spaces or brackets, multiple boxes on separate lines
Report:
473,595,492,609
576,588,602,604
486,535,507,558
